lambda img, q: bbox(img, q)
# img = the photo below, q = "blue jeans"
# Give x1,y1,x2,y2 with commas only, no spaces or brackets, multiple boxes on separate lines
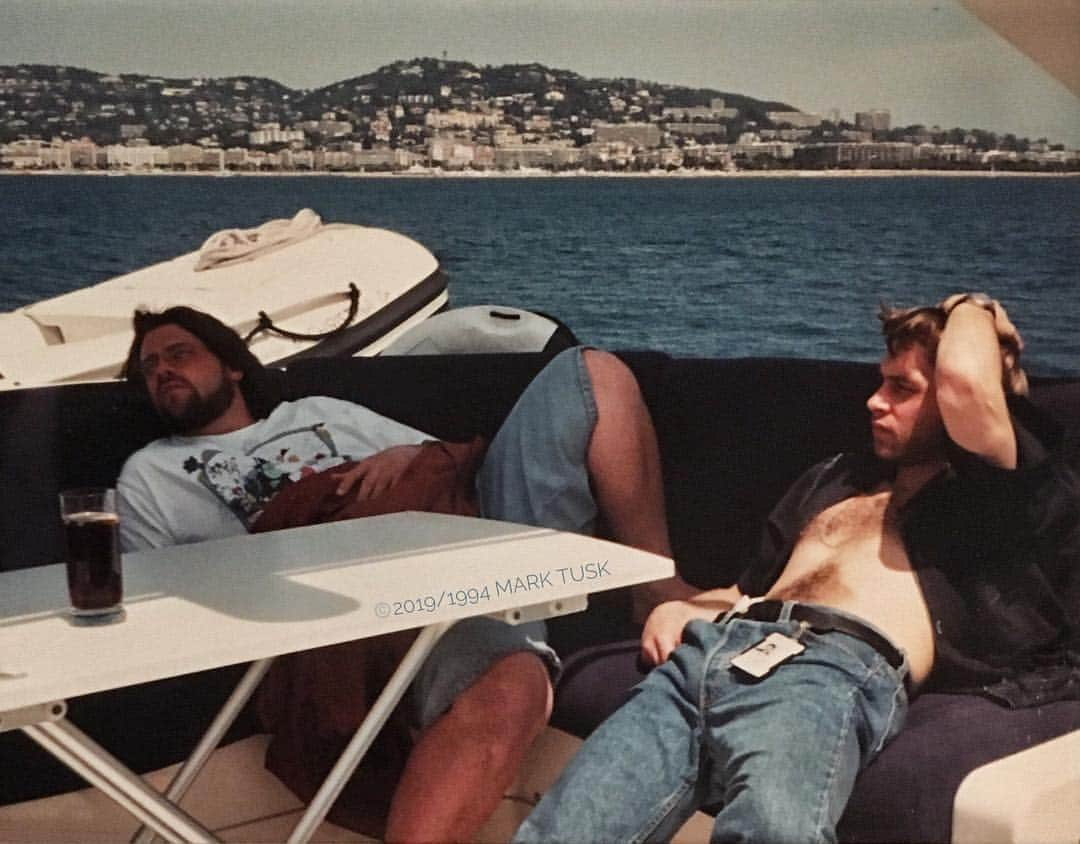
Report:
515,604,910,844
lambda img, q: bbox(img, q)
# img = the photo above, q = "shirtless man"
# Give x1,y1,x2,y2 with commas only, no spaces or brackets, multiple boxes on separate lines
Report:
515,293,1078,843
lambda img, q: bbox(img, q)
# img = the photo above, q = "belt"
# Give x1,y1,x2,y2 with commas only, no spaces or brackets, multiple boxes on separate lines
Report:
734,600,906,672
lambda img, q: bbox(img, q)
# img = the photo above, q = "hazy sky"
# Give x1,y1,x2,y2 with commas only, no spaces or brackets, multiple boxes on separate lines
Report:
4,0,1079,146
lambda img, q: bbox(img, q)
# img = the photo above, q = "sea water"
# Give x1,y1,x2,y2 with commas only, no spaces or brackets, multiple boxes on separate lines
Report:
1,174,1077,374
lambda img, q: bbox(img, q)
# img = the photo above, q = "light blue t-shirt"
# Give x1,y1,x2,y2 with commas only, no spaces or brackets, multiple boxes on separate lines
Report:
117,396,428,551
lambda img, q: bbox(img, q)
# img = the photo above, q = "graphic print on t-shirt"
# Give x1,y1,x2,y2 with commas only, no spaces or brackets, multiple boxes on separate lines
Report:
182,423,351,527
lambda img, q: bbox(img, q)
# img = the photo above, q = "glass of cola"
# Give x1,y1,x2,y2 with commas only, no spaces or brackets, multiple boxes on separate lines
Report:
59,488,124,623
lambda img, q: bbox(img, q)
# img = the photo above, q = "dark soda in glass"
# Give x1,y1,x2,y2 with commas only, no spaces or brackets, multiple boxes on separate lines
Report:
64,511,122,612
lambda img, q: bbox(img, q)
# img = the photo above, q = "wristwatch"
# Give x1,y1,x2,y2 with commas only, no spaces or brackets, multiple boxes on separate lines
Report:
947,292,995,317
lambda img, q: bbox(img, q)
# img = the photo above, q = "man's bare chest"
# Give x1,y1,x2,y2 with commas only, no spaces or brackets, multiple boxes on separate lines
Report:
801,492,895,548
769,491,906,601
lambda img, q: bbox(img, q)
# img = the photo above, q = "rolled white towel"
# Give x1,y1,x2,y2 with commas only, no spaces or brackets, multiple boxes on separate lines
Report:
195,208,323,271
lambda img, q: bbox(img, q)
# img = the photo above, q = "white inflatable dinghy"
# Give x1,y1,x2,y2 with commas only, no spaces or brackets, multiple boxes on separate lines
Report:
0,210,447,390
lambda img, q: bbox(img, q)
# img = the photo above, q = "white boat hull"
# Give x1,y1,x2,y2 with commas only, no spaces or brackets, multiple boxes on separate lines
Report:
0,218,447,390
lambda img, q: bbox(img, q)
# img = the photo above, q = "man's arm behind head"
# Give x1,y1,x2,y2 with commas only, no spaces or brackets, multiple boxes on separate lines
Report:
935,295,1024,469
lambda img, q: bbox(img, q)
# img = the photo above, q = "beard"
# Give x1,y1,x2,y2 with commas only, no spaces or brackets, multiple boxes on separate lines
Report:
873,427,947,466
156,376,237,435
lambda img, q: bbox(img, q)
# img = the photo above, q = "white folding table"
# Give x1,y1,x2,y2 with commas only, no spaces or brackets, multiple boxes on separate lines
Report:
0,512,673,843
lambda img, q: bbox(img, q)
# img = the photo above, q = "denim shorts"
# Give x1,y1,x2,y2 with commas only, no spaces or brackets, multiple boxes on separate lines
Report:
410,346,597,728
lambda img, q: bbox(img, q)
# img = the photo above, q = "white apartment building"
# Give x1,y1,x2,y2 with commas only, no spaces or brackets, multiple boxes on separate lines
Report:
167,144,208,169
248,123,305,147
106,143,167,169
300,120,354,138
352,147,415,170
760,128,814,142
203,148,225,169
730,140,796,160
662,102,738,121
766,111,823,129
428,137,481,168
1,139,60,168
494,143,582,169
278,149,315,170
681,144,735,169
224,148,249,168
918,143,974,163
68,140,98,168
667,123,728,139
581,140,635,168
314,149,354,170
243,150,278,169
592,121,661,149
636,147,685,169
424,109,503,130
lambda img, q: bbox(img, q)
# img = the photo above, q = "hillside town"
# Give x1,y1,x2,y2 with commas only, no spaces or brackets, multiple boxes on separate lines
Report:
2,59,1077,174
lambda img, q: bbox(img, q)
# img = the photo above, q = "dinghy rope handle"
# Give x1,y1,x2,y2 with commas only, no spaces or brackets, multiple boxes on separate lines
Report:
243,283,361,344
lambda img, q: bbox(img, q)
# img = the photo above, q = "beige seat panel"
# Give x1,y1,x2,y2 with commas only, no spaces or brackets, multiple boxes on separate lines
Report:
0,734,371,843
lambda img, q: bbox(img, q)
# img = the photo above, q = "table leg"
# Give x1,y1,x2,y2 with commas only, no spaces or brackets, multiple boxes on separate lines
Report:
131,657,276,844
24,718,219,844
286,620,454,844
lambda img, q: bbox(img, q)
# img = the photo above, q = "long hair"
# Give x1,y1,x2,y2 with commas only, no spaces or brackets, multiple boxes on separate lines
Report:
122,307,278,418
878,303,1028,396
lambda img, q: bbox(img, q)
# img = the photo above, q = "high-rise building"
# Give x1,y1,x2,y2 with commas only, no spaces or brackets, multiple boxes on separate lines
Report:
855,109,891,132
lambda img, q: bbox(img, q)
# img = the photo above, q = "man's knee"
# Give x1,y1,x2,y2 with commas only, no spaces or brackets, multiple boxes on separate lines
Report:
445,651,553,741
582,349,641,402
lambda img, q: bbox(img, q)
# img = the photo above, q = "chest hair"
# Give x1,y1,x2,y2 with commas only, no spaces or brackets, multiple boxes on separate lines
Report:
803,492,897,548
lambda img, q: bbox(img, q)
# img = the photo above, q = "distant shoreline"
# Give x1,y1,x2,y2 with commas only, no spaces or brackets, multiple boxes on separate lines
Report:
2,167,1078,180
